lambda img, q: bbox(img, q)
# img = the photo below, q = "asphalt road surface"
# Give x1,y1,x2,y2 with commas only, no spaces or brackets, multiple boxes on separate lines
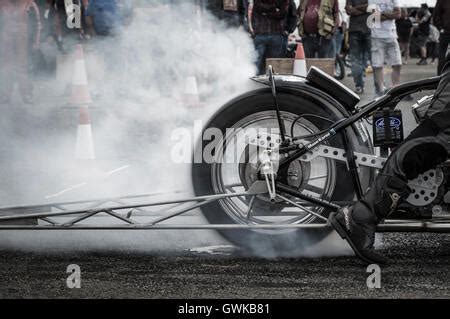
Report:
0,60,449,299
0,232,449,298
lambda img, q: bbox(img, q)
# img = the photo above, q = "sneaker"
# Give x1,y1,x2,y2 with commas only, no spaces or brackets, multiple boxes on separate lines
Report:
354,87,364,95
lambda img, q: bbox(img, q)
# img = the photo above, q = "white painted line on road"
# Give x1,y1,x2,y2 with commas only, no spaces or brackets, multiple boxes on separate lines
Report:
105,165,130,176
44,165,131,200
189,245,237,255
45,182,88,199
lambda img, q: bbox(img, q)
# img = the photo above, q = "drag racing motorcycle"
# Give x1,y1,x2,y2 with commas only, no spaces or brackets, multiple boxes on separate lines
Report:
192,66,450,253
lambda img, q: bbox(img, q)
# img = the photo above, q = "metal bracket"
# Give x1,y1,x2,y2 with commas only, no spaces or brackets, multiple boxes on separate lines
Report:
298,143,387,169
247,133,387,170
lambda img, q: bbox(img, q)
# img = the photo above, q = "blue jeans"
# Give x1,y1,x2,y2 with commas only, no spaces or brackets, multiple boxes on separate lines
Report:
349,31,371,89
254,34,286,75
281,35,289,58
329,30,344,57
302,34,332,58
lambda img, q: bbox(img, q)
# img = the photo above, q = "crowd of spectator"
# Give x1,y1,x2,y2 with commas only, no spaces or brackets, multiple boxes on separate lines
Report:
246,0,450,97
0,0,133,104
1,0,449,104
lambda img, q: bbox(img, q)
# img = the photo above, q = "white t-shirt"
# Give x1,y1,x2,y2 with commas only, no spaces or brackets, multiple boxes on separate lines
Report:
369,0,400,39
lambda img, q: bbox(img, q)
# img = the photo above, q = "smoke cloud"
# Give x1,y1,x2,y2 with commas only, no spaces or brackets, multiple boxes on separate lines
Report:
1,2,257,205
0,1,352,258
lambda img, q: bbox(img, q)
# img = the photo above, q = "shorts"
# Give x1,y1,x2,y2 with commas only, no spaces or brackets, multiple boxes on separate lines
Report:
371,37,402,68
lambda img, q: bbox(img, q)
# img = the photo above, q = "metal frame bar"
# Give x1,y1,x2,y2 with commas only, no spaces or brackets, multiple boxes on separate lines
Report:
0,186,448,232
0,192,251,222
0,222,448,232
0,182,270,228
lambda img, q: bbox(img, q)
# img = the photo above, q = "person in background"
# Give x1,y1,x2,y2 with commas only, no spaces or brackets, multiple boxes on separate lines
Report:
84,0,121,38
45,0,65,51
44,0,86,52
416,3,431,66
207,0,246,28
282,0,298,57
396,7,413,65
0,0,42,104
247,0,254,35
369,0,401,97
297,0,340,58
251,0,290,75
428,23,440,65
346,0,371,95
433,0,450,75
83,0,134,97
329,4,347,58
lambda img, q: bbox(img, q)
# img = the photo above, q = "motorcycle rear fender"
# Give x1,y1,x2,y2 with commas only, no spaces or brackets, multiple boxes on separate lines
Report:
194,81,376,189
278,83,372,152
201,83,373,156
245,78,373,152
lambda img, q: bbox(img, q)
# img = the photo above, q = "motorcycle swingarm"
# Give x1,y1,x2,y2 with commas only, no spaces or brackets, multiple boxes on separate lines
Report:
249,135,386,170
299,143,386,169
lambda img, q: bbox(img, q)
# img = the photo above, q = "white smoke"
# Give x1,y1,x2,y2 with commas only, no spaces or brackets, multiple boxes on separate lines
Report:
1,2,257,205
0,2,352,258
0,1,257,253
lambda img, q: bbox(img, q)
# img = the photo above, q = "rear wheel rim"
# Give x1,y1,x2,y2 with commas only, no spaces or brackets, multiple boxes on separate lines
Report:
210,110,337,234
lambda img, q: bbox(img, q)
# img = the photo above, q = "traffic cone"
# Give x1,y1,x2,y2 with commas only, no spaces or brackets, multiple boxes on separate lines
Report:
293,41,307,77
75,106,95,160
184,76,200,106
69,44,95,160
70,44,92,106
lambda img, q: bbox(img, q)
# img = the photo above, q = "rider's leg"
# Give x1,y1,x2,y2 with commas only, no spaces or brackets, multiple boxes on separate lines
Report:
329,130,448,264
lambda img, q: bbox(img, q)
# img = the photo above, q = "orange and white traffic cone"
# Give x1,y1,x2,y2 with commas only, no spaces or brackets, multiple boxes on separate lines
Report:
293,40,307,77
75,106,95,160
184,76,200,106
70,44,92,106
69,45,95,160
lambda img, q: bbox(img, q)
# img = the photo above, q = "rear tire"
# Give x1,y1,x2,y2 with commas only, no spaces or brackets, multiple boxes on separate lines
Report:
192,89,373,256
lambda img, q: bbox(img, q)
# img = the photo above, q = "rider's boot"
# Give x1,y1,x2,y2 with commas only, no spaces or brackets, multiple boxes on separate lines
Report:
329,174,411,265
